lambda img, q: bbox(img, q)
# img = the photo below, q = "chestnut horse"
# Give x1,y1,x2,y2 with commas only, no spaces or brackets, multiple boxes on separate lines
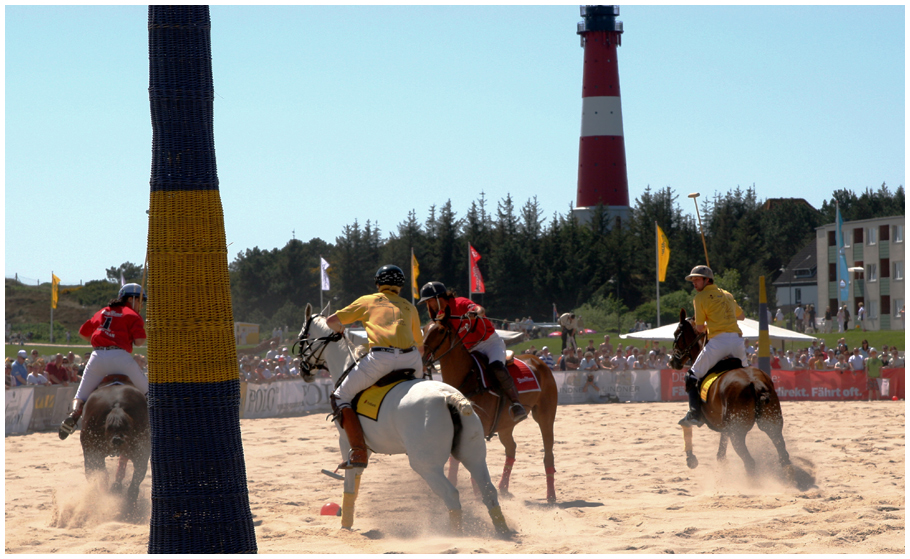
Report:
80,374,150,516
669,309,793,481
423,315,559,503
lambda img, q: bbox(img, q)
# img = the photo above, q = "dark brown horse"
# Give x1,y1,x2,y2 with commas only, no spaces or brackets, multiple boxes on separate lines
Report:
423,316,560,503
669,309,793,481
80,375,150,515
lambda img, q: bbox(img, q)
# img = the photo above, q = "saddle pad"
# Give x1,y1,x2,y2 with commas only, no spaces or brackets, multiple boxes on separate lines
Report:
509,358,541,394
356,379,406,421
699,357,744,401
470,355,541,393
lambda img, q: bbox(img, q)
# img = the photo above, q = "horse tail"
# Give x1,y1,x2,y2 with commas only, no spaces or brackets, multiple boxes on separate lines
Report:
445,392,475,457
751,372,775,421
105,403,133,447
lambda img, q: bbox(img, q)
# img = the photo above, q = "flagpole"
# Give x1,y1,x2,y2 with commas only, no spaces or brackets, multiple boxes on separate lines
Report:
319,255,324,311
50,271,54,344
410,247,415,305
468,244,472,302
655,222,661,327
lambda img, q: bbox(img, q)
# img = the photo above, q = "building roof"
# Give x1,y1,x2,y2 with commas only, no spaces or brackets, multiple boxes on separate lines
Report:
761,198,816,211
773,239,817,286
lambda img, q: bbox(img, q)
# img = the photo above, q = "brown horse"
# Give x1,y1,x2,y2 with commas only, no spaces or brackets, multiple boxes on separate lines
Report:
80,374,150,516
669,309,793,481
423,315,560,503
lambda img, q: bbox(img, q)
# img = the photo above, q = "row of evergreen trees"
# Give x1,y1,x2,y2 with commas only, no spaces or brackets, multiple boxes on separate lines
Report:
227,183,903,331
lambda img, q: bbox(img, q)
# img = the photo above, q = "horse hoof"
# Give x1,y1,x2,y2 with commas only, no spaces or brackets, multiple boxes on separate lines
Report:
686,456,699,469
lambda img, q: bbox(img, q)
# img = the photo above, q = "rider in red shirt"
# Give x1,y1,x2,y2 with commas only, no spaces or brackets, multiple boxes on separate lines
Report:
58,283,149,440
418,281,527,423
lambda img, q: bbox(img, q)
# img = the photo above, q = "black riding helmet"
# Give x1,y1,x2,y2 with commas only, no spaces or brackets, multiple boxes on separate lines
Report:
417,281,448,304
375,265,406,287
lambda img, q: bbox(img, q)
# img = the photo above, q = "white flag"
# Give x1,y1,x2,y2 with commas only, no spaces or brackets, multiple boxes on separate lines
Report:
320,257,330,291
120,271,126,286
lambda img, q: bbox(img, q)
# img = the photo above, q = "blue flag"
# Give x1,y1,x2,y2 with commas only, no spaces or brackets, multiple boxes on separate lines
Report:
836,203,850,303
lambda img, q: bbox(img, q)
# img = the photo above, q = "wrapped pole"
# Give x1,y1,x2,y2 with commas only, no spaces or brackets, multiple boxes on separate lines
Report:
146,6,257,553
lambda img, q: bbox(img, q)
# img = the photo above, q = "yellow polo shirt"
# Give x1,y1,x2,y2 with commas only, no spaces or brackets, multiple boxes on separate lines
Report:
693,283,743,340
335,288,422,349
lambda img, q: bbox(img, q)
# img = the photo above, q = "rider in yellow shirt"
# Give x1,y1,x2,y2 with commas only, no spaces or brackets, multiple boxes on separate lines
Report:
325,265,424,469
680,265,747,427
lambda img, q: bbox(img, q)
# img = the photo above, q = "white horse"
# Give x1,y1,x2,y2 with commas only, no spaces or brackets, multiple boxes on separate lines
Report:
296,304,510,536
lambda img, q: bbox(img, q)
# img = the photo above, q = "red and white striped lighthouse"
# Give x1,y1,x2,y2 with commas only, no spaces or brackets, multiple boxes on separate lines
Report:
574,5,629,226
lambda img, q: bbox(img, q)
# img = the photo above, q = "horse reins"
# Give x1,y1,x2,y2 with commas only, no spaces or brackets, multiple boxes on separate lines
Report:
671,319,705,367
294,314,353,386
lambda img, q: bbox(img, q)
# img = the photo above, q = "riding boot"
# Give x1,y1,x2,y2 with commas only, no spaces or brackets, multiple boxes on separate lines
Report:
337,406,369,469
489,361,528,423
58,399,84,440
678,371,704,428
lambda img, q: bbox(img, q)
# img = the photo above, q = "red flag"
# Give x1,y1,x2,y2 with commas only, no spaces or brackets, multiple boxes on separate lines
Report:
469,244,485,294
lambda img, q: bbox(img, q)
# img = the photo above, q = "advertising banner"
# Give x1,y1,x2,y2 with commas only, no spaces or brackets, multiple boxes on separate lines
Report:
5,387,34,436
241,379,334,419
554,370,662,404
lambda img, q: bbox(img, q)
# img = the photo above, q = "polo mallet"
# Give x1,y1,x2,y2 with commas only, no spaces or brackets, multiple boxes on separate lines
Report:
688,192,710,267
321,468,344,480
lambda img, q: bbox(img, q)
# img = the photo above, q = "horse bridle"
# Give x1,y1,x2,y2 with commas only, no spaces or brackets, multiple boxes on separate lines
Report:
670,318,705,369
293,313,344,382
422,316,474,372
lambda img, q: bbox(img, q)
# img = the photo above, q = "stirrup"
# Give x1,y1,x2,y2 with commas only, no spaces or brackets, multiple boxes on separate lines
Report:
337,449,368,470
509,403,528,424
58,416,77,440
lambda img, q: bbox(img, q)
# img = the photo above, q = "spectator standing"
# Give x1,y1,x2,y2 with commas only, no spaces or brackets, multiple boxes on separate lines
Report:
834,353,850,371
824,306,833,333
824,349,838,369
775,308,784,324
599,335,613,356
836,305,845,332
857,303,867,331
44,354,69,385
564,348,580,371
11,350,29,387
848,348,866,372
265,341,280,361
539,347,555,369
843,305,851,331
807,305,817,333
859,339,871,359
610,348,629,371
645,350,661,369
865,349,884,400
27,368,51,386
558,312,578,352
794,305,805,331
579,352,598,371
889,349,903,367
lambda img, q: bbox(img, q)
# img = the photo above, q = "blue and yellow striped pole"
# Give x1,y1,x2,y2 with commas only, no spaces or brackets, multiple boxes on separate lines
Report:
146,6,256,553
758,276,770,374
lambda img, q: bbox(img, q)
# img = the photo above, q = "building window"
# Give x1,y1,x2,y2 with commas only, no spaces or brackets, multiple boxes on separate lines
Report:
895,225,904,243
895,261,904,281
881,258,890,278
868,300,879,319
895,298,905,320
866,263,877,282
853,228,863,245
829,262,836,282
880,224,890,242
882,295,890,315
828,230,836,247
794,268,813,279
867,227,877,246
794,288,802,305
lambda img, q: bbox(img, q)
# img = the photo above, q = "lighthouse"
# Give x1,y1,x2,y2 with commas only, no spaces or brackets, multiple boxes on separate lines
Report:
573,5,630,228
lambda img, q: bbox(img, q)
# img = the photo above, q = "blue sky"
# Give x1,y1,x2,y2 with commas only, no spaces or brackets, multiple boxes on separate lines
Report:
5,4,905,286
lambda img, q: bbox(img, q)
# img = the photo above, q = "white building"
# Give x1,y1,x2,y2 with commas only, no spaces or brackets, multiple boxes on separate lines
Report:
816,215,905,331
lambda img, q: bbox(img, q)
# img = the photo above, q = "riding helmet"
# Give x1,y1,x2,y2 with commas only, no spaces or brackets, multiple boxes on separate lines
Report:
119,283,148,301
685,265,713,281
417,281,447,304
374,265,406,287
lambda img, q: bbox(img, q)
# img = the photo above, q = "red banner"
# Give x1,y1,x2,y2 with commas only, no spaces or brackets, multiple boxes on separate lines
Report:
659,368,905,402
469,244,485,294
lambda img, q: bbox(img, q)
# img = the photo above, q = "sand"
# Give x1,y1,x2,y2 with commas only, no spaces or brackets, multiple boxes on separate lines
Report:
5,400,904,554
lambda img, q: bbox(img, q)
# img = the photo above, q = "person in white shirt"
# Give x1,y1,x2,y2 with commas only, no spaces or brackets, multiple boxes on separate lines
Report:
26,370,51,385
627,347,642,369
824,349,838,369
579,352,598,371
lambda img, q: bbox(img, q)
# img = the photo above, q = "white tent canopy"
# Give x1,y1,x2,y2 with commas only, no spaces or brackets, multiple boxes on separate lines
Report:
620,318,819,343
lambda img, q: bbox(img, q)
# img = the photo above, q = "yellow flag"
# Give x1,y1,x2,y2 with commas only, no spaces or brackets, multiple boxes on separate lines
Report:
657,226,670,282
51,274,61,309
411,251,420,301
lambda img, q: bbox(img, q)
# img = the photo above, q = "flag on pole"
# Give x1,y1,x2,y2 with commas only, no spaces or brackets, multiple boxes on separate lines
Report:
411,250,420,301
469,244,485,294
320,257,331,291
836,203,849,303
656,225,670,282
120,270,126,286
51,274,61,309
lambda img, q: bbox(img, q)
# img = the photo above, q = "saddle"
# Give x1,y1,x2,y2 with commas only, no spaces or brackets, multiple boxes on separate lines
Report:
98,374,134,389
330,369,417,419
698,357,744,401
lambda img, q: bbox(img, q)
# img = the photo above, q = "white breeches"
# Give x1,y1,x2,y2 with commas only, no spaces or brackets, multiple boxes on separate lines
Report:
471,334,507,364
333,348,423,406
690,332,748,380
75,349,149,401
